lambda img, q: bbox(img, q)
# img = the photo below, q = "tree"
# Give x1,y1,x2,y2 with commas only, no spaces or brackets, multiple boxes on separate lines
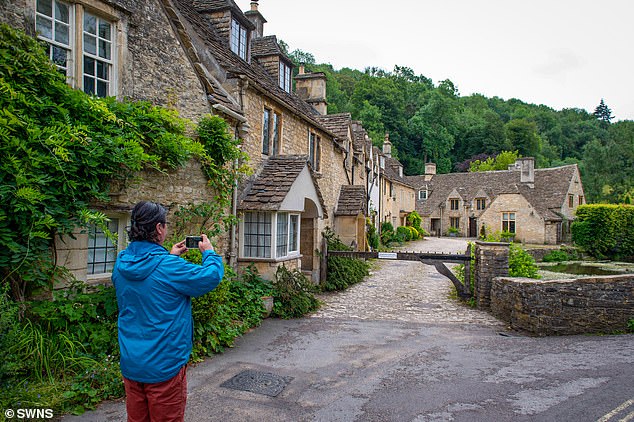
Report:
469,151,521,172
593,99,613,125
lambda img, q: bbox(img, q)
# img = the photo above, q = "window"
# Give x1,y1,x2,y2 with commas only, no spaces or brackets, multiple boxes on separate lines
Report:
262,108,281,155
450,199,459,210
450,217,460,229
418,190,428,200
476,198,486,210
242,212,299,259
308,131,321,171
579,196,584,206
36,0,115,97
87,218,119,275
568,194,574,208
243,212,272,258
502,212,516,233
279,61,292,93
230,18,248,60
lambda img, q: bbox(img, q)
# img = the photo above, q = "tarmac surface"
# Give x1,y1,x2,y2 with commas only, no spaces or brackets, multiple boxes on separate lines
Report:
62,237,634,422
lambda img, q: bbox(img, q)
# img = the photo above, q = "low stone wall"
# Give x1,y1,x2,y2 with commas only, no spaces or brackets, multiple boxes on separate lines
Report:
491,275,634,335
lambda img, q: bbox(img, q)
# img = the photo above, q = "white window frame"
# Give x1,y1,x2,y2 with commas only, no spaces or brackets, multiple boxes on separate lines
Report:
241,212,300,260
86,214,126,278
418,189,428,200
502,212,516,233
35,0,117,97
230,17,248,60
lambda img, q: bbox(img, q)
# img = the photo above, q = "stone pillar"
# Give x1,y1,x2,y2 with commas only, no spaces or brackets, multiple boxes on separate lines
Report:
474,241,509,309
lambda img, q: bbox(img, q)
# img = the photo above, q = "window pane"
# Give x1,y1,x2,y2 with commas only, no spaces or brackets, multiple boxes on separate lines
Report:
37,0,52,16
97,60,109,79
289,215,298,252
84,75,95,95
262,109,270,155
99,39,111,60
55,1,69,23
55,21,68,44
276,213,288,258
84,56,95,75
97,80,108,98
37,16,52,39
87,219,119,275
272,113,280,155
51,45,67,68
84,33,97,55
99,20,111,40
84,13,97,35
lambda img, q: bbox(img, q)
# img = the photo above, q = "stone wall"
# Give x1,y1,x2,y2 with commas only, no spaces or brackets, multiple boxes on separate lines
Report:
491,275,634,335
474,241,509,308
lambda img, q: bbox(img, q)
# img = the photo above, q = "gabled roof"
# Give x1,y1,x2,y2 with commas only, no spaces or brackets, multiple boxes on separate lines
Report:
404,164,579,220
238,155,327,217
251,35,286,59
168,0,337,138
383,156,414,188
335,185,367,216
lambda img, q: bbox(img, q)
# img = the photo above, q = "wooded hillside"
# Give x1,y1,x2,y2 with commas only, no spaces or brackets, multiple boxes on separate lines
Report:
287,49,633,205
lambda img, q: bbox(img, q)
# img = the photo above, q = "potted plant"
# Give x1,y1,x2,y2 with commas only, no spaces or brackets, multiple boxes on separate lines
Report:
501,230,515,242
447,226,460,237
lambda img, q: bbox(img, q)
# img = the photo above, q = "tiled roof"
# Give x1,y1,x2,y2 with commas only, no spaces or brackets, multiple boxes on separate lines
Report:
335,185,367,216
404,164,578,220
251,35,283,57
170,0,337,137
315,113,351,142
238,155,327,216
383,156,414,188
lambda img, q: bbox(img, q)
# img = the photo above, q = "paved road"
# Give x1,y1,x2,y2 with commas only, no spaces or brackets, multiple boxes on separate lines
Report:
64,238,634,422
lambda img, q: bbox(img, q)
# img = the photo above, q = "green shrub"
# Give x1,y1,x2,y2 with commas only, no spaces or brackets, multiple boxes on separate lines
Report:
271,266,320,319
323,228,370,291
572,204,634,260
509,243,540,278
542,249,577,263
366,219,380,250
396,226,412,242
380,222,395,245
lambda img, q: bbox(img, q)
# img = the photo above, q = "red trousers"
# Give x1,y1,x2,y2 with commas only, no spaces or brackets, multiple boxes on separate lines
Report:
123,365,187,422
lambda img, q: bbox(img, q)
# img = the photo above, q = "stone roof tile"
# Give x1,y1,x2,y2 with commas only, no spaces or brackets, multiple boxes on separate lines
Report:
335,185,367,216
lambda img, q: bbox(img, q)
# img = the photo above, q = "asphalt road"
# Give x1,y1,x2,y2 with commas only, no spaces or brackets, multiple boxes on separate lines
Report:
63,238,634,422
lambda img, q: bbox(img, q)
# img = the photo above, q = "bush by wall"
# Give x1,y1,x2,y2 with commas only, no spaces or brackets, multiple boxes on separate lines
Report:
323,228,370,291
572,204,634,260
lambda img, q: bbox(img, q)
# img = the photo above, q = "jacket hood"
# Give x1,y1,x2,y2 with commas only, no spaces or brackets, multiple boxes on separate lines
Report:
115,241,167,282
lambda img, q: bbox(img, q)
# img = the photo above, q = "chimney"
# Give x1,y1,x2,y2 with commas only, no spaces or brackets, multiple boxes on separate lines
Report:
244,0,266,38
424,162,436,181
382,133,392,158
516,157,535,184
295,70,328,115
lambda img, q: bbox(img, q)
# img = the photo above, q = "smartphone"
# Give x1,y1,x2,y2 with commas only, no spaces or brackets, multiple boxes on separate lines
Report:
185,236,203,249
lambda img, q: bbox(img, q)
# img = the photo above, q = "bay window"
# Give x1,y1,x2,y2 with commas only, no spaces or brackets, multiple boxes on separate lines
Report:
242,212,300,260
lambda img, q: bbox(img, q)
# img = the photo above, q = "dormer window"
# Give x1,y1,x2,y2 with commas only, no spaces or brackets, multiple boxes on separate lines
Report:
230,18,248,60
279,61,292,92
418,189,428,200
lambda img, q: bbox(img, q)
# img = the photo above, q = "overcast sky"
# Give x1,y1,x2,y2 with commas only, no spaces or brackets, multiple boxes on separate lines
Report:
236,0,634,121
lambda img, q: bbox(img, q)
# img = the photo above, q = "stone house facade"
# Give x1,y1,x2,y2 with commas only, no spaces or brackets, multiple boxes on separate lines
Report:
3,0,395,283
378,136,416,229
404,158,586,244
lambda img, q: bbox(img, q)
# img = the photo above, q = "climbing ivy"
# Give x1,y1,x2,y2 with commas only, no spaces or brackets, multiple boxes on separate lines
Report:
0,24,245,300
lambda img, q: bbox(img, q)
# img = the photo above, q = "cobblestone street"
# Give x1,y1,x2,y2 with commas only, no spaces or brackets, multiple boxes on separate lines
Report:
312,237,504,328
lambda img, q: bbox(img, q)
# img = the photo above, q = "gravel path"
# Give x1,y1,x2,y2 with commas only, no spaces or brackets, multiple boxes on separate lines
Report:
312,237,505,328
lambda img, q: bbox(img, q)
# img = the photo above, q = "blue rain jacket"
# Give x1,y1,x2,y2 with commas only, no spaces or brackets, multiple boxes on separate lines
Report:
112,240,224,383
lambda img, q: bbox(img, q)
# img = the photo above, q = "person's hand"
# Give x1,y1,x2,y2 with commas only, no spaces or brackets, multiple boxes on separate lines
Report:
199,234,214,253
170,239,187,256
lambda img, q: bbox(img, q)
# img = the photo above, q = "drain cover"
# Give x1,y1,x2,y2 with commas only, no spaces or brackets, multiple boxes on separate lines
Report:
220,370,293,397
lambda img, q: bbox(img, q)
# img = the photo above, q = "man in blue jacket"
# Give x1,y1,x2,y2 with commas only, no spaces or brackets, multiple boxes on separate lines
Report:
112,200,224,422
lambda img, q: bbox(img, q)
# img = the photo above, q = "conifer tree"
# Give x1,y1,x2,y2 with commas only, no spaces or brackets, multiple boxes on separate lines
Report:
593,99,614,124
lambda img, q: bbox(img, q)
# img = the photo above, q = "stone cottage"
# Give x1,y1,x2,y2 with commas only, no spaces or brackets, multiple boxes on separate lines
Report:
378,135,416,229
2,0,384,283
404,157,586,244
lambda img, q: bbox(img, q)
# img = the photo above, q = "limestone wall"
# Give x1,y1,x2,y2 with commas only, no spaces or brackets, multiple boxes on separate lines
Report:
491,275,634,335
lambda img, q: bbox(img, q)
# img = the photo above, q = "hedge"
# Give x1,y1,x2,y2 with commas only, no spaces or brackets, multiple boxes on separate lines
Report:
571,204,634,260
